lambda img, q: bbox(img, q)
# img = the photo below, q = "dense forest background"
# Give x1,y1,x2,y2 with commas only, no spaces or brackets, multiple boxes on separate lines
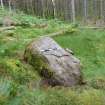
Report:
1,0,105,25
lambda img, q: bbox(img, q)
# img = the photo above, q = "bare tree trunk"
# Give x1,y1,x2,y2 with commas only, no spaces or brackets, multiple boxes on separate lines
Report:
41,0,45,18
52,0,56,18
84,0,87,21
0,0,4,9
71,0,76,22
9,0,12,13
100,0,103,19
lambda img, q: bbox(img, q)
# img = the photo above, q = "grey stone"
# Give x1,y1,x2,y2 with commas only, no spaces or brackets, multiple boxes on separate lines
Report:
24,37,83,87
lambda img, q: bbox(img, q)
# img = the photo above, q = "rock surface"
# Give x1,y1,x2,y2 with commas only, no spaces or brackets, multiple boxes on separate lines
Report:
24,37,83,86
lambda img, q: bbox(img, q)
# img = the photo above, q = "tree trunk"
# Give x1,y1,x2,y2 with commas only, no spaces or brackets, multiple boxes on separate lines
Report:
9,0,12,13
52,0,56,18
71,0,76,22
100,0,103,19
0,0,4,9
84,0,87,21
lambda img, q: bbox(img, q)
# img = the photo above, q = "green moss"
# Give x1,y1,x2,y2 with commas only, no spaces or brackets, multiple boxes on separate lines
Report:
90,77,105,90
25,49,53,79
78,89,105,105
1,58,40,84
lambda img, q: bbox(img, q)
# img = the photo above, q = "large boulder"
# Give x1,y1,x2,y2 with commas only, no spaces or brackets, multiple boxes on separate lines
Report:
24,37,83,87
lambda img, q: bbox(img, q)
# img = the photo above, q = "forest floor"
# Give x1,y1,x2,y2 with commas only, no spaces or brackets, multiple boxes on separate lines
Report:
0,8,105,105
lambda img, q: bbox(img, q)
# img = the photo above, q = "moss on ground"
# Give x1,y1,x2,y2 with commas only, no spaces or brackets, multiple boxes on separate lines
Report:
24,46,54,79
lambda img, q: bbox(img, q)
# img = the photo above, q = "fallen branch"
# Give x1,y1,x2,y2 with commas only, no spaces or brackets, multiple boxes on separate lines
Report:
39,27,77,38
79,26,105,29
42,30,66,37
14,27,76,42
0,26,16,32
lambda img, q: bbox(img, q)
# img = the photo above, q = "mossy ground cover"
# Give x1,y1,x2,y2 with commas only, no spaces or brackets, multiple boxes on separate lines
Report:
55,29,105,81
0,8,105,105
